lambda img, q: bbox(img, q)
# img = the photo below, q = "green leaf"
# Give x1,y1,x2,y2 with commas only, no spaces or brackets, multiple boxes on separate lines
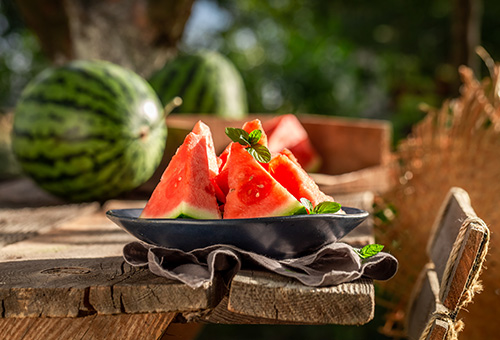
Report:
356,244,384,259
248,129,262,145
225,127,251,146
247,144,271,163
313,201,342,214
300,198,314,213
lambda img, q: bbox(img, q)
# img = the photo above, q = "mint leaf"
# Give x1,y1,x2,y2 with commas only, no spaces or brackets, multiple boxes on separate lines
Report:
356,244,384,259
248,129,262,145
313,201,342,214
247,144,271,163
300,198,314,214
225,127,272,163
225,127,251,146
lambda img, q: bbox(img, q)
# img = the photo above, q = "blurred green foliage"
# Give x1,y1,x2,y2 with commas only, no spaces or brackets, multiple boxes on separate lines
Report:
182,0,500,142
0,1,48,111
2,0,500,143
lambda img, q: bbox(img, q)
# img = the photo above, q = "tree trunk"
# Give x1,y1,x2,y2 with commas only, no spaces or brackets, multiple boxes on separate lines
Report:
15,0,195,77
451,0,482,77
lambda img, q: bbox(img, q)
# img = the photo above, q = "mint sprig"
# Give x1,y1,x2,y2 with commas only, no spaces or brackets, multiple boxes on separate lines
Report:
300,198,342,214
225,127,271,163
356,244,384,259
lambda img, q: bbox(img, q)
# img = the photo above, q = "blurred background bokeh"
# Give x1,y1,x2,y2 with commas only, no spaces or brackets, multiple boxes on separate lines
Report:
2,0,500,140
1,0,499,339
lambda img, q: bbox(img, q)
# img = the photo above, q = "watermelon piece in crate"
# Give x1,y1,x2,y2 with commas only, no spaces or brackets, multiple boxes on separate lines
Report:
264,114,321,172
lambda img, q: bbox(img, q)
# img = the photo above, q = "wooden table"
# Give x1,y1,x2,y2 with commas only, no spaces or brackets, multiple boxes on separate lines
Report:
0,179,376,340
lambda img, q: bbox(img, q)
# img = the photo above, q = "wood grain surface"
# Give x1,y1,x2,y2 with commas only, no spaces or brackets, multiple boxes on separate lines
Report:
0,195,376,327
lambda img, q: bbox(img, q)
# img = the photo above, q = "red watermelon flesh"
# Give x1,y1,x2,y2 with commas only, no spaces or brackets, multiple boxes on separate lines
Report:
223,143,305,219
242,119,268,147
218,118,269,170
269,152,334,207
192,120,219,178
279,148,300,166
216,119,269,197
264,114,321,172
140,132,221,219
192,120,225,203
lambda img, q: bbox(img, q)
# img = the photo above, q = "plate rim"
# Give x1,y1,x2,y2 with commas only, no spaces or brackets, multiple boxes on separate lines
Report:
106,206,369,225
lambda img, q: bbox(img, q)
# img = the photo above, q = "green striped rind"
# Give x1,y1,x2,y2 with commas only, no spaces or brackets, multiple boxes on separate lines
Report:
142,202,220,220
272,199,308,217
149,51,248,119
12,60,167,202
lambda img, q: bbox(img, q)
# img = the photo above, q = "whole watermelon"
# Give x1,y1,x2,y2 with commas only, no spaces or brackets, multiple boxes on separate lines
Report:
149,50,248,119
12,60,167,202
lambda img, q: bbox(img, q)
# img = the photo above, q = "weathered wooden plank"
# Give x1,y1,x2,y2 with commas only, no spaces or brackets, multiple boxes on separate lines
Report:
199,295,305,325
426,187,490,311
0,256,219,318
406,264,443,340
439,220,489,311
224,270,374,325
0,178,65,208
0,312,176,340
311,165,393,195
0,203,100,248
0,202,221,318
427,187,474,284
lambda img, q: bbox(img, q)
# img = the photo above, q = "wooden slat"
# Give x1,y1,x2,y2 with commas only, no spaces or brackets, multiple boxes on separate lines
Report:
0,178,65,208
439,218,489,311
225,271,374,325
0,203,221,318
427,187,475,284
0,256,219,318
406,264,444,340
0,203,99,248
426,187,490,311
0,312,176,340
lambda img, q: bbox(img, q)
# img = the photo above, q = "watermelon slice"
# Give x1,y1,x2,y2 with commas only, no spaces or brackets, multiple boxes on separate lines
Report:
218,118,269,169
140,132,221,219
192,120,219,178
216,118,269,198
223,143,306,219
269,151,334,207
192,120,225,203
264,114,321,172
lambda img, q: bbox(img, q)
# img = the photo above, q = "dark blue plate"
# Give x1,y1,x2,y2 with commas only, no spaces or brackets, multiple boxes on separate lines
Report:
106,207,369,259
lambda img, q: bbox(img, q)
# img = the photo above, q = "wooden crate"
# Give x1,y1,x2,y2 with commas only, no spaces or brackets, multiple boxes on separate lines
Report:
138,114,394,196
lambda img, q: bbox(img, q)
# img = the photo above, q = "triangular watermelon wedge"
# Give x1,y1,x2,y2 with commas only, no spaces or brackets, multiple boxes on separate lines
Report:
223,143,306,219
192,120,225,204
192,120,219,177
218,118,269,170
269,151,334,207
216,119,270,199
141,132,221,219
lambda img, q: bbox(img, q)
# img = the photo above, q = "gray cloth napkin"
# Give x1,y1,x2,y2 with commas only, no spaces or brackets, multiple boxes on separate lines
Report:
123,241,398,289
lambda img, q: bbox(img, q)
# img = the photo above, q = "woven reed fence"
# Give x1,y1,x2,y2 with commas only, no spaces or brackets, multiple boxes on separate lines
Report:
376,51,499,339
